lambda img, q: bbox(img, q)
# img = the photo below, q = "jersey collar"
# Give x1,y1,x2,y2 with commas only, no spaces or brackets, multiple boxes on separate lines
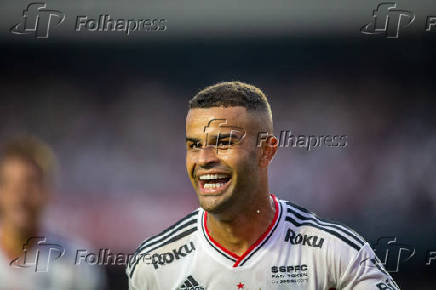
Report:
200,193,281,267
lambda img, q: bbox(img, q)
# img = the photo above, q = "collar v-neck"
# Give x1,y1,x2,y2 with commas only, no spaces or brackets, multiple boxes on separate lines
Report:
200,194,281,267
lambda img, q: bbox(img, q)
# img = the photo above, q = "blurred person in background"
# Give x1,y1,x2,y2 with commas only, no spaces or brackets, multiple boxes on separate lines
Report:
0,136,106,289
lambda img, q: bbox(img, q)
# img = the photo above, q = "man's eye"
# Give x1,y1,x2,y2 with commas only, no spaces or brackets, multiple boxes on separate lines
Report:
189,142,201,149
217,139,231,146
218,137,238,146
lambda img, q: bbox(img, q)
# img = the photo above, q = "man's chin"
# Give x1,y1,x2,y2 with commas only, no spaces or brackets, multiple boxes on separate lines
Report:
198,193,233,214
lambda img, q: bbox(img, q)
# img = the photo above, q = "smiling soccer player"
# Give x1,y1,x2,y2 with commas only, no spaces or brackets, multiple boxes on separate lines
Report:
127,82,399,290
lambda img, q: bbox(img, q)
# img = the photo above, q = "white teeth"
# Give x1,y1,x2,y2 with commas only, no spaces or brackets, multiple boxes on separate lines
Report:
204,183,225,189
199,173,230,190
199,174,229,180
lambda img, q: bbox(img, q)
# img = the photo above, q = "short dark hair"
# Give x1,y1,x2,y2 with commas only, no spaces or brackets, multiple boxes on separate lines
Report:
189,81,272,117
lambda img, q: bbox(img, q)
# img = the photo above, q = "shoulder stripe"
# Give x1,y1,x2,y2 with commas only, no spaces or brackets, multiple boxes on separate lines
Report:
128,227,198,278
145,226,198,254
135,210,198,249
285,215,361,251
131,210,198,258
128,210,198,276
285,201,365,246
286,206,364,247
134,218,197,257
285,201,312,214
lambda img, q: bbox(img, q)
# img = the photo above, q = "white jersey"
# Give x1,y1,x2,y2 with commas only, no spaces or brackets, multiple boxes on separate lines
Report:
127,194,399,290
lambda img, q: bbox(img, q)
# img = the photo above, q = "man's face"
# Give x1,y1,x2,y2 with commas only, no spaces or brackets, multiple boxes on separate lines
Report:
186,106,263,214
0,158,49,232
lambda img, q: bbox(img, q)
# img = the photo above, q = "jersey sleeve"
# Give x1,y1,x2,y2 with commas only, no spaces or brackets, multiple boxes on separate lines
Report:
127,273,142,290
126,253,151,290
338,242,400,289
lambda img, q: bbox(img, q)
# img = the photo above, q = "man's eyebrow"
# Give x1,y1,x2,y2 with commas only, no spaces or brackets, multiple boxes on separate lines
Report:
186,132,243,143
186,137,200,143
216,133,242,138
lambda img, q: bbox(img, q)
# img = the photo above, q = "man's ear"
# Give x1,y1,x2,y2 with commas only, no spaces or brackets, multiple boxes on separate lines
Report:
259,135,278,168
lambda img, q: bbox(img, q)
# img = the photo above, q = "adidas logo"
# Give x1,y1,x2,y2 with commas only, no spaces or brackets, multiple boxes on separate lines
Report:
178,275,205,290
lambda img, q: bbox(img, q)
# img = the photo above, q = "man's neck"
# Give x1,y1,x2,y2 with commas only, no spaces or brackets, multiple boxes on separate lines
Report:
206,193,276,256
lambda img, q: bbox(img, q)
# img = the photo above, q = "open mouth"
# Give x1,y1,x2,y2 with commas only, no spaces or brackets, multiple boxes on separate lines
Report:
197,173,232,195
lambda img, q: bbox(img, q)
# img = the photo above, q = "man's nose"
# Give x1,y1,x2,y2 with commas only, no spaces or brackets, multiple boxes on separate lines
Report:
197,145,220,167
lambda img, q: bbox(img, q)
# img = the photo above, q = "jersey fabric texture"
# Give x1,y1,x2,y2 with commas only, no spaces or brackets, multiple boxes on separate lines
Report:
127,194,399,290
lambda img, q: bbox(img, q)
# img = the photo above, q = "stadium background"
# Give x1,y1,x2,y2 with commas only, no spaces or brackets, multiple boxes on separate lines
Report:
1,0,436,289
